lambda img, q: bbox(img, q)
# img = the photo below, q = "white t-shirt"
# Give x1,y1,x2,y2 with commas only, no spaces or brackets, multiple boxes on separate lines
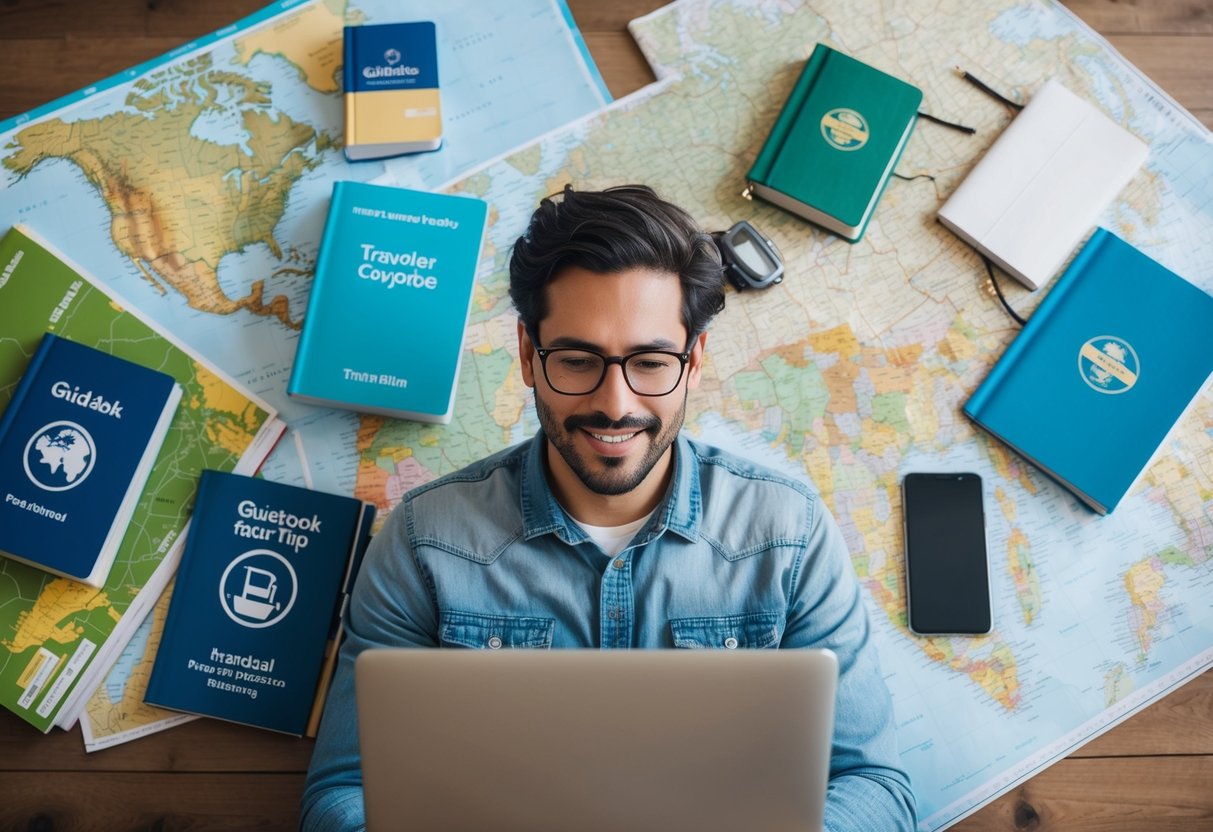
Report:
573,510,655,558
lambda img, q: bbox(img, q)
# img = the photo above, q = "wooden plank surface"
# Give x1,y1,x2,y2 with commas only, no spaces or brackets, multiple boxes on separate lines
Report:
0,2,1210,831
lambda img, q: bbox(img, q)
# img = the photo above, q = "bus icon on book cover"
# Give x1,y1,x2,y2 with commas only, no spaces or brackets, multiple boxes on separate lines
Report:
220,550,298,628
23,420,96,491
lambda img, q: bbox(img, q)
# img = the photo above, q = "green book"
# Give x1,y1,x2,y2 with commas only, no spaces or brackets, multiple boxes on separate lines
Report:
745,44,922,242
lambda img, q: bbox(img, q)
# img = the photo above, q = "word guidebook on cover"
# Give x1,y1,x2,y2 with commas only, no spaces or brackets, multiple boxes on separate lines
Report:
287,180,489,424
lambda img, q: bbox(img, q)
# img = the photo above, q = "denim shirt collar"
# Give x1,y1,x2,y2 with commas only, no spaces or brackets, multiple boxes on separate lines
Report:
519,430,700,546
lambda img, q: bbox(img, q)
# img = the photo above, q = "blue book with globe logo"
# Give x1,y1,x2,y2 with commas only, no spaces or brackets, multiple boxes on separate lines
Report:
0,332,182,586
145,470,374,736
964,228,1213,514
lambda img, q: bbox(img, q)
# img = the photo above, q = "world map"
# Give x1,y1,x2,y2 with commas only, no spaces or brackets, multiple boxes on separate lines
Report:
1,0,610,748
2,0,1211,827
376,1,1213,827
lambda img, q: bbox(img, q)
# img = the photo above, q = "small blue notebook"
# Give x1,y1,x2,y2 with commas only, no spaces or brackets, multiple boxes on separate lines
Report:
0,332,181,586
964,228,1213,514
343,21,442,161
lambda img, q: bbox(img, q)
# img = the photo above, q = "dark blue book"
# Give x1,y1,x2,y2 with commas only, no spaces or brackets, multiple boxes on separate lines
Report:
145,470,375,736
964,228,1213,514
0,332,182,586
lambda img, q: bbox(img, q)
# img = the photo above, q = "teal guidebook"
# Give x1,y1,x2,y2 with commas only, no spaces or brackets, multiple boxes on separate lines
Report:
145,470,375,736
287,181,489,424
964,228,1213,514
0,332,181,587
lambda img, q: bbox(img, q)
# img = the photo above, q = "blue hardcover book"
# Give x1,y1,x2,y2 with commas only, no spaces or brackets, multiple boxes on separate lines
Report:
0,332,182,587
964,228,1213,514
344,21,441,161
287,181,489,424
145,470,375,736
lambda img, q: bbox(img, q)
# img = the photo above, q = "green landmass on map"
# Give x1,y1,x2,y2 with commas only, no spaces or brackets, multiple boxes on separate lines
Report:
0,227,274,732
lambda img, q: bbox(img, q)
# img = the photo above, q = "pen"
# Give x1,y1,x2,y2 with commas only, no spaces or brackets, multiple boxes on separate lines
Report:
955,67,1024,110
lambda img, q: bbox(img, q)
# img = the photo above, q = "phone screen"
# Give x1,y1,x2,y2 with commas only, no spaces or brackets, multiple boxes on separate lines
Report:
902,472,991,635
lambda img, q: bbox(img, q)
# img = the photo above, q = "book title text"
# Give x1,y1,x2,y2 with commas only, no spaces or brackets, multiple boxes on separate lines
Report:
232,499,322,554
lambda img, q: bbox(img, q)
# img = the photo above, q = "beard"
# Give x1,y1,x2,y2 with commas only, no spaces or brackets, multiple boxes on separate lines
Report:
535,391,687,497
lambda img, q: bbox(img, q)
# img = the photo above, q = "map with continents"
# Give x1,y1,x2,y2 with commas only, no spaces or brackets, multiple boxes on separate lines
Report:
0,0,610,748
382,1,1207,828
1,0,1210,819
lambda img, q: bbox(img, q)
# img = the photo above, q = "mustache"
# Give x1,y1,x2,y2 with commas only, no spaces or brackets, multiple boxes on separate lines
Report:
564,413,660,433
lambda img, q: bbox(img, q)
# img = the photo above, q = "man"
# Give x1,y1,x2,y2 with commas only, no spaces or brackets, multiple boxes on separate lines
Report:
301,185,916,831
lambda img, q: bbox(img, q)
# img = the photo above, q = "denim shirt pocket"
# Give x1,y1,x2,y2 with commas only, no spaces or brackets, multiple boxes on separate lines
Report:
669,610,783,649
440,610,555,649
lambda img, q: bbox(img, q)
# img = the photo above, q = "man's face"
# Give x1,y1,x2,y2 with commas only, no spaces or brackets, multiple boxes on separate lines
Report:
519,266,706,507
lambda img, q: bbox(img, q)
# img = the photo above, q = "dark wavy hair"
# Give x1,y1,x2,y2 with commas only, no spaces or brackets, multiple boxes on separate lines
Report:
508,184,726,341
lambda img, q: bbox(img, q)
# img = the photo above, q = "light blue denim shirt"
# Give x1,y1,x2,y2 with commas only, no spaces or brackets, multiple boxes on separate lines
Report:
301,431,916,831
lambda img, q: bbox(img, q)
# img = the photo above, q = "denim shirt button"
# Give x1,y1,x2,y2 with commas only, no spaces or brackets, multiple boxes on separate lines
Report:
723,636,738,649
613,558,626,570
487,636,503,649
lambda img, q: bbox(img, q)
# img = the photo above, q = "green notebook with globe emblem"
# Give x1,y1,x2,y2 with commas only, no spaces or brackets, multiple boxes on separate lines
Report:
964,228,1213,514
745,43,922,242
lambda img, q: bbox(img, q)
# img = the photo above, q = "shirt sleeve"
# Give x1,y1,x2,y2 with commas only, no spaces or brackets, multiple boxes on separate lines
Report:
300,501,439,832
782,494,918,832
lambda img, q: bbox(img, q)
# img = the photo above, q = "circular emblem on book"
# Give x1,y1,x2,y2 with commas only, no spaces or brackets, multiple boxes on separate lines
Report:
220,549,298,629
384,48,402,66
23,420,96,491
1078,335,1139,394
820,108,869,151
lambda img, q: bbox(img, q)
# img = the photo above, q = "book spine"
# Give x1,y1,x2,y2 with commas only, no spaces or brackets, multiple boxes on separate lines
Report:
305,500,375,737
965,229,1110,420
0,333,57,442
288,182,348,397
746,44,830,186
342,26,358,146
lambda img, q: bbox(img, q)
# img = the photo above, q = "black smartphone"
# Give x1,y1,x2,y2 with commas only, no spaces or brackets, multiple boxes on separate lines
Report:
902,472,991,636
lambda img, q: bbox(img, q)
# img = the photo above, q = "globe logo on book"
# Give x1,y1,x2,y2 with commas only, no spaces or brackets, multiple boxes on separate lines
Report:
23,420,96,491
1078,335,1139,394
219,549,298,629
820,108,869,151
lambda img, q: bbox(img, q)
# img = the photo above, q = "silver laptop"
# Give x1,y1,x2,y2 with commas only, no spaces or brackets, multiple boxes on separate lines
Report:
356,648,838,832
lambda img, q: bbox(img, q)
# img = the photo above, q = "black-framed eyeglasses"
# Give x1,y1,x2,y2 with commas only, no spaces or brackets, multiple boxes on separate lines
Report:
533,345,691,396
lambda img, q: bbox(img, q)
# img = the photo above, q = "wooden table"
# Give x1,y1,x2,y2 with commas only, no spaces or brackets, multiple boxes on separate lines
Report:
1,2,1211,829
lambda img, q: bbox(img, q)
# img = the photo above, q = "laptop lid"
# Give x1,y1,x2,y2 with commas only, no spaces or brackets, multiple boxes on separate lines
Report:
356,648,838,832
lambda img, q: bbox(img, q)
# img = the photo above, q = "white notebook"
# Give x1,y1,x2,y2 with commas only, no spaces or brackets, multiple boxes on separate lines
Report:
938,79,1147,290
